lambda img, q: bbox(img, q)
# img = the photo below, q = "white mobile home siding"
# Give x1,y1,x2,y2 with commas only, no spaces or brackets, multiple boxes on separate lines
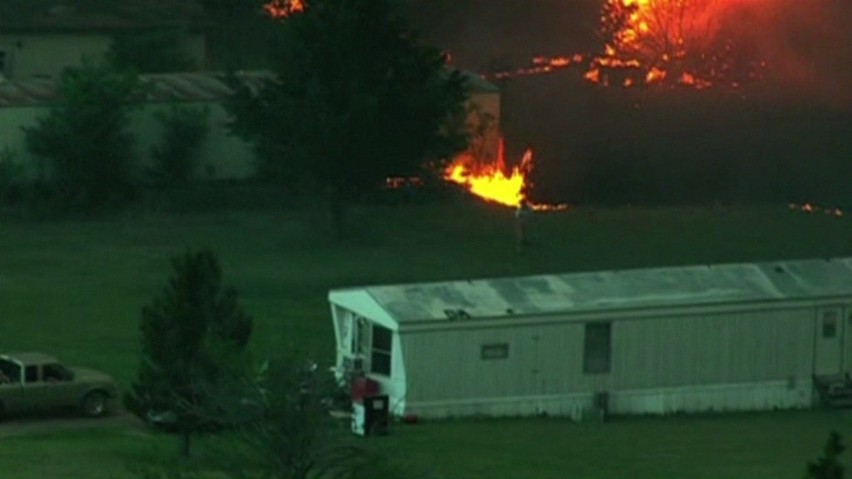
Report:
399,305,818,418
331,258,852,419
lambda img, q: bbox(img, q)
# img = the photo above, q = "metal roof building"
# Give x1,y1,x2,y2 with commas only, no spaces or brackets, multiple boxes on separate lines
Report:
329,257,852,419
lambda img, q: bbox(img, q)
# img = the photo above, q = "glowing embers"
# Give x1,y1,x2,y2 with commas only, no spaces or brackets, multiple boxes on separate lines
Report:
444,139,567,211
490,55,585,80
788,202,844,218
587,0,757,88
490,0,764,89
264,0,306,18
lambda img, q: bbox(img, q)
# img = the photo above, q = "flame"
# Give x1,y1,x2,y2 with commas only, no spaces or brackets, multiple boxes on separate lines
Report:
444,139,568,211
587,0,764,88
264,0,305,18
491,55,581,80
486,0,764,89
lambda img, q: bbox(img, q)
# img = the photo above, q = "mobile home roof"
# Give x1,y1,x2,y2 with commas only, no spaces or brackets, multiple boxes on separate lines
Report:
329,257,852,324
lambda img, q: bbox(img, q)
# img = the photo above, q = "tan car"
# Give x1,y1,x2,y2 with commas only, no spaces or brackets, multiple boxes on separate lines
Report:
0,352,118,419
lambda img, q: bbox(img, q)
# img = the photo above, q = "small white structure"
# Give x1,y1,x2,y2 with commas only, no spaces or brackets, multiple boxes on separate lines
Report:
329,257,852,419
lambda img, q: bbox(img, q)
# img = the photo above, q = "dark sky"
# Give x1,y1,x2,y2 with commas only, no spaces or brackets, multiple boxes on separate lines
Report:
405,0,852,107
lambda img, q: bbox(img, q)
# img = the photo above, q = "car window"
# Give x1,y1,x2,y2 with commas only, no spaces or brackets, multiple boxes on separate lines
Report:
0,359,21,383
25,365,39,383
43,363,72,382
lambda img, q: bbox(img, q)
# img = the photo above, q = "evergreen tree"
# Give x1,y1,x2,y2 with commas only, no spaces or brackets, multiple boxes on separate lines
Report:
125,249,252,457
226,0,470,236
805,431,846,479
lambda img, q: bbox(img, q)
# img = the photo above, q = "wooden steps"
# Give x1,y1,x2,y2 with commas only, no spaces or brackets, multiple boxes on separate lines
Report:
814,373,852,408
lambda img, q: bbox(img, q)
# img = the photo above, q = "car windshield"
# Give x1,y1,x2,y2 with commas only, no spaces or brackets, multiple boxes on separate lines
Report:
0,358,22,383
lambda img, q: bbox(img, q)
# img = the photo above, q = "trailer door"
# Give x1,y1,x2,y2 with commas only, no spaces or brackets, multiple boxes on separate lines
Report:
815,308,843,376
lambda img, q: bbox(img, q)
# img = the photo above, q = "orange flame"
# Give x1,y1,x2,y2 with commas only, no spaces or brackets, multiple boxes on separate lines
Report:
264,0,305,18
586,0,760,88
486,0,762,89
444,139,568,211
491,55,581,80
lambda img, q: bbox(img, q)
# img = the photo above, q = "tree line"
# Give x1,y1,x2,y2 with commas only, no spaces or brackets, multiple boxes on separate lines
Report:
0,0,469,232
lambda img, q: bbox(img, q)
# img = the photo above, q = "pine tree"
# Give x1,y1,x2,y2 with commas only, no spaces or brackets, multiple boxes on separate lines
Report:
125,249,252,457
805,431,846,479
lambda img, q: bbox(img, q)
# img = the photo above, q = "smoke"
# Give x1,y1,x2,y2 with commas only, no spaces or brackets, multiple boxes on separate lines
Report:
407,0,852,106
704,0,852,106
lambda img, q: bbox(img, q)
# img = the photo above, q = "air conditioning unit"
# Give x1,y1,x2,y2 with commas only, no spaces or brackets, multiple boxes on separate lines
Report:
342,355,365,373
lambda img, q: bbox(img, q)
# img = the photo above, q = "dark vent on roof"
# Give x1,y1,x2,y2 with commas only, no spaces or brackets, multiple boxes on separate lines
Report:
444,309,471,320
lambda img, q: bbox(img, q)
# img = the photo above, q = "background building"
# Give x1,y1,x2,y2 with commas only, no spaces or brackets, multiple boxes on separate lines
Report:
0,0,208,79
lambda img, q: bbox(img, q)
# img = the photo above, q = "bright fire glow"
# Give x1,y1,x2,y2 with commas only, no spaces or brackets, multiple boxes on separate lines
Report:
444,139,568,211
264,0,305,18
487,0,764,89
585,0,712,86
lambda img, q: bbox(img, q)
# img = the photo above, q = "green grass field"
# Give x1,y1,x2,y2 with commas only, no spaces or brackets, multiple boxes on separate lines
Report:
1,200,851,478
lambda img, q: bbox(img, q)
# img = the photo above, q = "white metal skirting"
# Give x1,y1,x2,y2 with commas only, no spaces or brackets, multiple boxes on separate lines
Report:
610,379,813,415
405,379,814,419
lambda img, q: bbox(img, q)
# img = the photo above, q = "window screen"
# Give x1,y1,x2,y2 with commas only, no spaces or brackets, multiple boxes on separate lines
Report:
584,322,611,374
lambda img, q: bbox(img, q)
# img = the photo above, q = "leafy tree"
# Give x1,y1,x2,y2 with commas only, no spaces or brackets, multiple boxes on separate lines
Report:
108,28,197,73
125,249,253,458
149,105,211,186
805,431,846,479
201,356,360,479
226,0,470,236
23,60,143,212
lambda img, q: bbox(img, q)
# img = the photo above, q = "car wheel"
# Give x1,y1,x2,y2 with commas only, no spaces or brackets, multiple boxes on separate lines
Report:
81,391,109,418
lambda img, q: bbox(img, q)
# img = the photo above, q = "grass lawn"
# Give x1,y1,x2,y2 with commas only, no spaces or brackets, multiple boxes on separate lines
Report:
0,199,850,478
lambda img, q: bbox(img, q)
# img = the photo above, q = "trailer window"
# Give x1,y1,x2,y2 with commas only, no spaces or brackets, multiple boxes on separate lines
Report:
822,312,837,338
584,322,611,374
371,325,392,376
481,343,509,360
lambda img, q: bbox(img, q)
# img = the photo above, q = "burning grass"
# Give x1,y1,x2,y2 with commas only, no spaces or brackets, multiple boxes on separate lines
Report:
443,140,568,211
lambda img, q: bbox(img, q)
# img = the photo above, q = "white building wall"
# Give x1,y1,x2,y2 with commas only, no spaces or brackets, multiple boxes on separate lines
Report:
0,32,206,79
398,304,823,419
0,33,111,78
0,101,256,181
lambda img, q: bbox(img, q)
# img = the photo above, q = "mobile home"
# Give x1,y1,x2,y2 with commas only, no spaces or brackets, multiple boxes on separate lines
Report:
329,257,852,419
